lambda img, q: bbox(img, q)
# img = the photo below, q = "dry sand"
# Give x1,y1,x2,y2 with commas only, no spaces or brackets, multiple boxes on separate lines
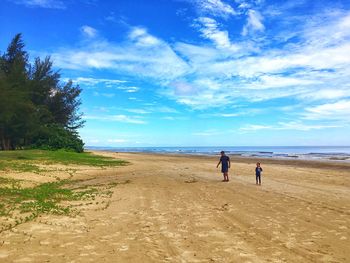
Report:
0,152,349,262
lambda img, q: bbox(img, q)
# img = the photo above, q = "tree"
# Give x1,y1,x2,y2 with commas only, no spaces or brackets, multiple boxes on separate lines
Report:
0,33,33,150
48,80,85,130
0,34,85,152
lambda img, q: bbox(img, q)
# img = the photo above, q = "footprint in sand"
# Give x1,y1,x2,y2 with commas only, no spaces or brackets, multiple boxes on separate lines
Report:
39,240,50,245
184,177,197,183
118,245,129,251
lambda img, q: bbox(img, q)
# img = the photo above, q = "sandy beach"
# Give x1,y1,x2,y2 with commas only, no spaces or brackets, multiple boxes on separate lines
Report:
0,151,349,262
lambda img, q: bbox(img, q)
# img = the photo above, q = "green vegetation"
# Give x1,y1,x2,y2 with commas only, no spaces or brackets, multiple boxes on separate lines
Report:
32,124,84,153
0,150,128,172
0,34,84,152
0,178,120,232
0,150,128,232
0,179,96,216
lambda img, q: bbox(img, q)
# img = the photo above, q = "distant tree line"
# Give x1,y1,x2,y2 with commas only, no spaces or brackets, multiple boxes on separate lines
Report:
0,34,85,152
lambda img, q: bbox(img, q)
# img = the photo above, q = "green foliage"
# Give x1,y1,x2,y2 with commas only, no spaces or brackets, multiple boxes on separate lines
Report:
0,149,128,172
0,34,85,151
0,179,99,231
0,150,128,231
33,124,84,153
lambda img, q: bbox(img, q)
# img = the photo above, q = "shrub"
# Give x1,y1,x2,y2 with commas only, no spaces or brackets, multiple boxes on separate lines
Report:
32,124,84,153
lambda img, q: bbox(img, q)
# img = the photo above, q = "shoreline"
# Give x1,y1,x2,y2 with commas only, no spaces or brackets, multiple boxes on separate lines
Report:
90,150,350,170
86,146,350,164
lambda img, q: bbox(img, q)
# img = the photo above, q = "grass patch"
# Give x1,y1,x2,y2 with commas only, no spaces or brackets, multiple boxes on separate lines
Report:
0,149,128,231
0,179,103,232
0,149,128,172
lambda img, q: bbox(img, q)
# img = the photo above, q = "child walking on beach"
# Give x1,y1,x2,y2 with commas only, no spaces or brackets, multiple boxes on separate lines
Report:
217,151,230,182
255,162,263,185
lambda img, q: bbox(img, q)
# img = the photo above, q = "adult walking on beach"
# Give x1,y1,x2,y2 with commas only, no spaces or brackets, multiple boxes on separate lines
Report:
255,162,263,185
217,151,230,182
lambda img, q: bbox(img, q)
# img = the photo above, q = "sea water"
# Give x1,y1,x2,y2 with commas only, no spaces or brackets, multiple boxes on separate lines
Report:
86,146,350,162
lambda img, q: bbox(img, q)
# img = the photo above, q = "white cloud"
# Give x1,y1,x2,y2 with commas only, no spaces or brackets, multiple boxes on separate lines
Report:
303,100,350,121
84,114,146,124
298,89,350,101
128,27,160,46
240,121,340,131
68,77,144,93
278,121,341,131
123,86,139,93
50,28,189,82
148,106,179,113
47,10,350,112
242,9,265,35
193,0,237,18
301,11,350,49
174,42,223,64
195,17,239,51
218,113,241,117
92,92,115,98
126,109,150,114
81,25,98,38
246,75,320,90
171,81,197,96
69,77,128,92
120,106,179,117
71,77,127,85
240,124,272,131
12,0,65,9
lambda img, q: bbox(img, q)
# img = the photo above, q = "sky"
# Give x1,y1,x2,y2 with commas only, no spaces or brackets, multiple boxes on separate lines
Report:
1,0,350,147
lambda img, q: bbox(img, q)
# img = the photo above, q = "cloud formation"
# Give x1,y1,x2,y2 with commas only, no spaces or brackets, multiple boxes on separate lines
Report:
11,0,65,9
81,25,98,38
194,17,239,51
45,5,350,129
242,9,265,35
51,27,190,82
240,122,340,132
192,0,237,18
84,114,146,124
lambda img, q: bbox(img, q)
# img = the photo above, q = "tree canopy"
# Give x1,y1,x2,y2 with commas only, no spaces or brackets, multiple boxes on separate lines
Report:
0,34,85,152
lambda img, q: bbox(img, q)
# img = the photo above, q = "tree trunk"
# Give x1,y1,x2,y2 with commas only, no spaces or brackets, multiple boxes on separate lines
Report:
0,127,12,150
6,139,12,151
0,131,5,150
1,137,11,150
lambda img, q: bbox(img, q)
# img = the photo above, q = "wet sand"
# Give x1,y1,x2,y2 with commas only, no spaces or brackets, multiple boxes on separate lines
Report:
0,152,349,262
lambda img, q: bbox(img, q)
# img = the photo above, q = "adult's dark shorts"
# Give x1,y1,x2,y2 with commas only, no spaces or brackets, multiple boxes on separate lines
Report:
222,165,229,173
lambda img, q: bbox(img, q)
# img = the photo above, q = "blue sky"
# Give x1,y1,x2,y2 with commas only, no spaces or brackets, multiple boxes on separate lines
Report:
1,0,350,147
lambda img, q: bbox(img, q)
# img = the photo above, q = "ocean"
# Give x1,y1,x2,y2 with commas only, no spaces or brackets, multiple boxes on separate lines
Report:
86,146,350,162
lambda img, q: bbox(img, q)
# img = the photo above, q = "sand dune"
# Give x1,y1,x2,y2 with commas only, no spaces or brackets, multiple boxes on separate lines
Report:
0,152,349,262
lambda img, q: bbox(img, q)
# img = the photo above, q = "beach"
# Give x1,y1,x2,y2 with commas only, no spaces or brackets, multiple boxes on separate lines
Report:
0,151,349,262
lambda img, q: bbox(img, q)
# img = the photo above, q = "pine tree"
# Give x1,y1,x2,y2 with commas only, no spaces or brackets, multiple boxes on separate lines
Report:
0,34,85,152
0,33,33,150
